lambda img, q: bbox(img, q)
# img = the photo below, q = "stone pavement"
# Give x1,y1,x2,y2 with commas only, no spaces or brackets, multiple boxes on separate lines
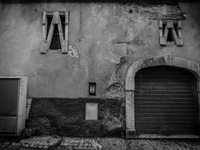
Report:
0,136,102,150
0,136,200,150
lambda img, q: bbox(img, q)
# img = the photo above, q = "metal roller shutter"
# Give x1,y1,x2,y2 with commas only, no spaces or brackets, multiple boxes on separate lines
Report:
135,66,199,135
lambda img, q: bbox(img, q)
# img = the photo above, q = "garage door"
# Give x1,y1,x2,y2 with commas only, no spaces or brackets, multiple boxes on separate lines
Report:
135,66,199,135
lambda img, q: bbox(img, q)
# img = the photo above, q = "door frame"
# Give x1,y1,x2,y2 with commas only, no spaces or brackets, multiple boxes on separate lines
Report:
125,55,200,138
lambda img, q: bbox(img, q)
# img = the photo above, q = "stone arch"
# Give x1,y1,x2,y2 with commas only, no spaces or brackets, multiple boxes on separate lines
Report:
125,55,200,138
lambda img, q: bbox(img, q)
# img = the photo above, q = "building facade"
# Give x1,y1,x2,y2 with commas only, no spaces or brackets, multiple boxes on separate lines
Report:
0,0,200,138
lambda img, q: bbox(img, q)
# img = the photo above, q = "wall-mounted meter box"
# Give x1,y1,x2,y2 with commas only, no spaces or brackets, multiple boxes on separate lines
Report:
89,82,96,96
85,103,98,120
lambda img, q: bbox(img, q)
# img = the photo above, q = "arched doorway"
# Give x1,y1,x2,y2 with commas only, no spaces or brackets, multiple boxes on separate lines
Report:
125,55,200,138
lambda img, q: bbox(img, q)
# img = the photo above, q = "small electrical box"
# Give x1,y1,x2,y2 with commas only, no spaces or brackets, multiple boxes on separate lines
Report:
89,82,96,96
85,103,98,120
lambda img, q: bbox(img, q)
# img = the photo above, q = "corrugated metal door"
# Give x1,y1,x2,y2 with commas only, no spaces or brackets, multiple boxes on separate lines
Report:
135,66,199,135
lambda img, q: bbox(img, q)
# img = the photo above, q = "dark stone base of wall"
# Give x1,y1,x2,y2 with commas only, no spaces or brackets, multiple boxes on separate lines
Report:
28,98,125,137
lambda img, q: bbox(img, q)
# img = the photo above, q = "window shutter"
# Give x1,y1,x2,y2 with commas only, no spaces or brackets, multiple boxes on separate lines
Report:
159,20,166,46
177,21,183,46
40,12,47,54
62,11,69,54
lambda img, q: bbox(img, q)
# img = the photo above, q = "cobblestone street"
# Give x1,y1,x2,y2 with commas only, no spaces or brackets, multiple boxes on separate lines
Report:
0,136,101,150
0,136,200,150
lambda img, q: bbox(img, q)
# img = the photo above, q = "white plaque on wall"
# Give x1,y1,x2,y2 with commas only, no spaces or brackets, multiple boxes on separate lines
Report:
85,103,98,120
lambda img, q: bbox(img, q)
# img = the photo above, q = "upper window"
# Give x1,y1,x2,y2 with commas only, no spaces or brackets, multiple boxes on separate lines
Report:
40,12,69,54
159,20,183,46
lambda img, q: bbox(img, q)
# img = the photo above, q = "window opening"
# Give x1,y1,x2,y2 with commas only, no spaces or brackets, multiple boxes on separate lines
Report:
50,25,61,50
40,12,69,54
159,20,183,46
167,28,174,42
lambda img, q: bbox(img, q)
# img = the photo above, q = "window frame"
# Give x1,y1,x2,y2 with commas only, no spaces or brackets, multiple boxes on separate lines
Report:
40,11,69,54
159,20,183,46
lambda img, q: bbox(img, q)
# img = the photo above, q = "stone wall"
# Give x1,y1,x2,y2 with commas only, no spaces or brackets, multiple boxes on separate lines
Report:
28,98,125,137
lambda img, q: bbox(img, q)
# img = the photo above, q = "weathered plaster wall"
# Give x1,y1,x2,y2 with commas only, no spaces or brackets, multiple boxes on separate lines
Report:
0,2,199,98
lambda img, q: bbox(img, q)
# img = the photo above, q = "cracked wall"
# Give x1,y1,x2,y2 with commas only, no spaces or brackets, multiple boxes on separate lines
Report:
0,2,199,98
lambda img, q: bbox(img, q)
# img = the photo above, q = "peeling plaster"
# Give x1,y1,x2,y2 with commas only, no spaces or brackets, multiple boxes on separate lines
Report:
68,45,79,58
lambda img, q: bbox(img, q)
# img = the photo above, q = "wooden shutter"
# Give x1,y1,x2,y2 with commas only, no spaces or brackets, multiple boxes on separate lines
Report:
40,12,47,54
